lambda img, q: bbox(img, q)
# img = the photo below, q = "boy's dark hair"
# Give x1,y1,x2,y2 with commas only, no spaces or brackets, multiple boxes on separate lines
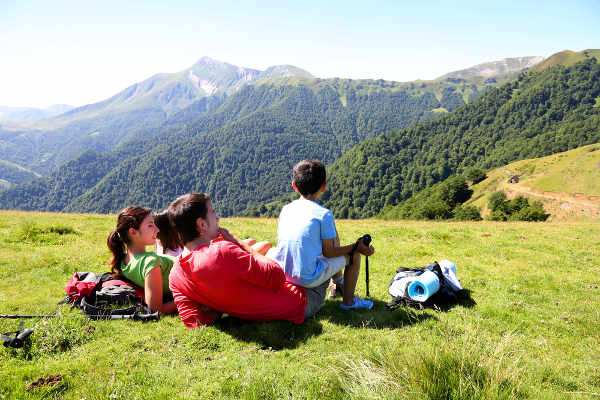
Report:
154,210,181,252
168,193,211,244
292,159,326,196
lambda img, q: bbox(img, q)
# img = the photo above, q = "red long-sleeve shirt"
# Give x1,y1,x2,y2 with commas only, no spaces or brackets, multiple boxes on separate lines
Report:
169,241,307,328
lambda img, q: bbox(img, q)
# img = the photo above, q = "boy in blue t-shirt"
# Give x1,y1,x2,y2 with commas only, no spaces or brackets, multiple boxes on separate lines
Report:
267,159,374,310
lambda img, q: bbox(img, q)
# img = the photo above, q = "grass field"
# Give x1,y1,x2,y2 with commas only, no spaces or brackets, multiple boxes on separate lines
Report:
0,211,599,399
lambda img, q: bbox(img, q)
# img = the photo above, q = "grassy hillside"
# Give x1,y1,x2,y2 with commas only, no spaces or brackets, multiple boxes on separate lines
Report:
466,143,600,219
532,49,600,72
0,211,598,399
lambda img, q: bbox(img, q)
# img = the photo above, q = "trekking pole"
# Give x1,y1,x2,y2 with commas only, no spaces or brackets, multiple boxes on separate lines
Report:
86,312,160,322
0,311,159,322
361,234,372,297
0,313,56,319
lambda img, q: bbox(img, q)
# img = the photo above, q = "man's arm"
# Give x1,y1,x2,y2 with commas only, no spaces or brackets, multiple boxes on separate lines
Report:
221,242,286,289
218,227,274,264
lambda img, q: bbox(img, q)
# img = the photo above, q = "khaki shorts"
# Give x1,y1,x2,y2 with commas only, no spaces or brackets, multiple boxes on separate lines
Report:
304,279,330,319
303,255,347,288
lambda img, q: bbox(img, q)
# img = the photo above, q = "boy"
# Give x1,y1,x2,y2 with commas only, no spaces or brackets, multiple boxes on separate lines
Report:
167,193,329,328
267,159,374,310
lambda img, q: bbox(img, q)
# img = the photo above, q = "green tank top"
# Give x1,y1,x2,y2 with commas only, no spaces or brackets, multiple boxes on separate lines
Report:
120,252,175,295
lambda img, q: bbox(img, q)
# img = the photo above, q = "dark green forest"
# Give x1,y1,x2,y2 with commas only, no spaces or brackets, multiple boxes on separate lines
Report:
0,79,453,214
321,59,600,218
486,191,549,221
377,175,481,221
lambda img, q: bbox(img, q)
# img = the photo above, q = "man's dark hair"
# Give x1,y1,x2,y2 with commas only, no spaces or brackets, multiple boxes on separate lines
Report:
168,193,211,244
292,159,326,196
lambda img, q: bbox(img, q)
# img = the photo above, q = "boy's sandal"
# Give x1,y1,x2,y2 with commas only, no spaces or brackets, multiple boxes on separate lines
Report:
340,296,373,310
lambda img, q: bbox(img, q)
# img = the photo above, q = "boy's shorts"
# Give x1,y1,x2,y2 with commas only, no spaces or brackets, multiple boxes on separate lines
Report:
304,255,346,288
304,279,330,318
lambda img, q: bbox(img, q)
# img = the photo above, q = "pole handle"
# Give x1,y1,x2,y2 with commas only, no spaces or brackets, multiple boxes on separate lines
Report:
133,312,160,322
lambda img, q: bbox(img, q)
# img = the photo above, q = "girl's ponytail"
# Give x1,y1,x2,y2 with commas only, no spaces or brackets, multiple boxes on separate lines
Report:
107,229,126,275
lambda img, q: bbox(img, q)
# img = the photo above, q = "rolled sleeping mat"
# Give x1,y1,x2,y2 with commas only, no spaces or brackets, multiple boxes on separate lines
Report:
408,269,440,302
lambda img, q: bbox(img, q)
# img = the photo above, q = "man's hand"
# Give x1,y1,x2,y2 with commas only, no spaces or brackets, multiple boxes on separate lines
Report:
218,226,256,255
218,227,237,243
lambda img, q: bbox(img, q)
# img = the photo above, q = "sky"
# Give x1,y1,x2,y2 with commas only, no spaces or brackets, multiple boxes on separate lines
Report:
1,0,599,108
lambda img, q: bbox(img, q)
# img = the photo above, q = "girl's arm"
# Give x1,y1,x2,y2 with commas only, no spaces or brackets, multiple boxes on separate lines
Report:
144,267,177,314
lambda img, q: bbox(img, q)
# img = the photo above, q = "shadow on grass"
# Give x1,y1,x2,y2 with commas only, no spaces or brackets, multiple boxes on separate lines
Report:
443,288,476,310
314,298,436,329
214,315,324,350
413,288,477,312
212,291,475,349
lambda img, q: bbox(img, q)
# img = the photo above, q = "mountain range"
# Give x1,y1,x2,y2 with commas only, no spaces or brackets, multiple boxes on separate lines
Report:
1,49,598,217
0,57,314,174
0,54,542,181
0,104,74,121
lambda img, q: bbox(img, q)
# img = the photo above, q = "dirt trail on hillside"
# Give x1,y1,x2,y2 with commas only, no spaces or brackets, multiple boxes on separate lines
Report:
502,183,600,219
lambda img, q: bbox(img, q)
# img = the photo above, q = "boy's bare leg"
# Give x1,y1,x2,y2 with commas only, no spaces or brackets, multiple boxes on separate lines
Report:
342,253,361,306
329,235,343,283
251,241,272,256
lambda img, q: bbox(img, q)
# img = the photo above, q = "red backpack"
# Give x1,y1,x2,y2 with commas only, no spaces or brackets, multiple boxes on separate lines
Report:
63,272,144,304
61,272,152,320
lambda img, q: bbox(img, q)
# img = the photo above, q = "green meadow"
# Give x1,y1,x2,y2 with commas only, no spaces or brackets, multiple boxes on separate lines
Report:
0,211,599,399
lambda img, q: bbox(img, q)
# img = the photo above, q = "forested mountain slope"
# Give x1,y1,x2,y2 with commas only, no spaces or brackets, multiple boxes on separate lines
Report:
0,56,546,213
322,59,600,218
0,58,312,175
0,55,540,185
1,80,443,214
0,160,40,189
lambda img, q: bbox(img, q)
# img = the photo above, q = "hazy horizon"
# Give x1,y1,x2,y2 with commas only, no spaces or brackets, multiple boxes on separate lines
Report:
1,0,599,108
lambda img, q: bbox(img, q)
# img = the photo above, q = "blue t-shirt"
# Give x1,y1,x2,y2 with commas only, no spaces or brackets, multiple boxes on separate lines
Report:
269,198,337,286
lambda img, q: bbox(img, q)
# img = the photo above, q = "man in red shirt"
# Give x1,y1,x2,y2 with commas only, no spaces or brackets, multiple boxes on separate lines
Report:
168,193,324,328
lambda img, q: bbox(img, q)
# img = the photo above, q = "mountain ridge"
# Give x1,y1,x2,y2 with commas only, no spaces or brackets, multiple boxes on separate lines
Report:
531,49,600,72
438,56,544,80
0,104,74,121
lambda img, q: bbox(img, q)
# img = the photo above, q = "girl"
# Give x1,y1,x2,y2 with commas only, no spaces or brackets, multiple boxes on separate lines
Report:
154,209,183,257
107,206,177,314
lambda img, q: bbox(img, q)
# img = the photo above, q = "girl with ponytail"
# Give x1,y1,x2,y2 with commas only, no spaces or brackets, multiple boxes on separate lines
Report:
107,206,177,314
